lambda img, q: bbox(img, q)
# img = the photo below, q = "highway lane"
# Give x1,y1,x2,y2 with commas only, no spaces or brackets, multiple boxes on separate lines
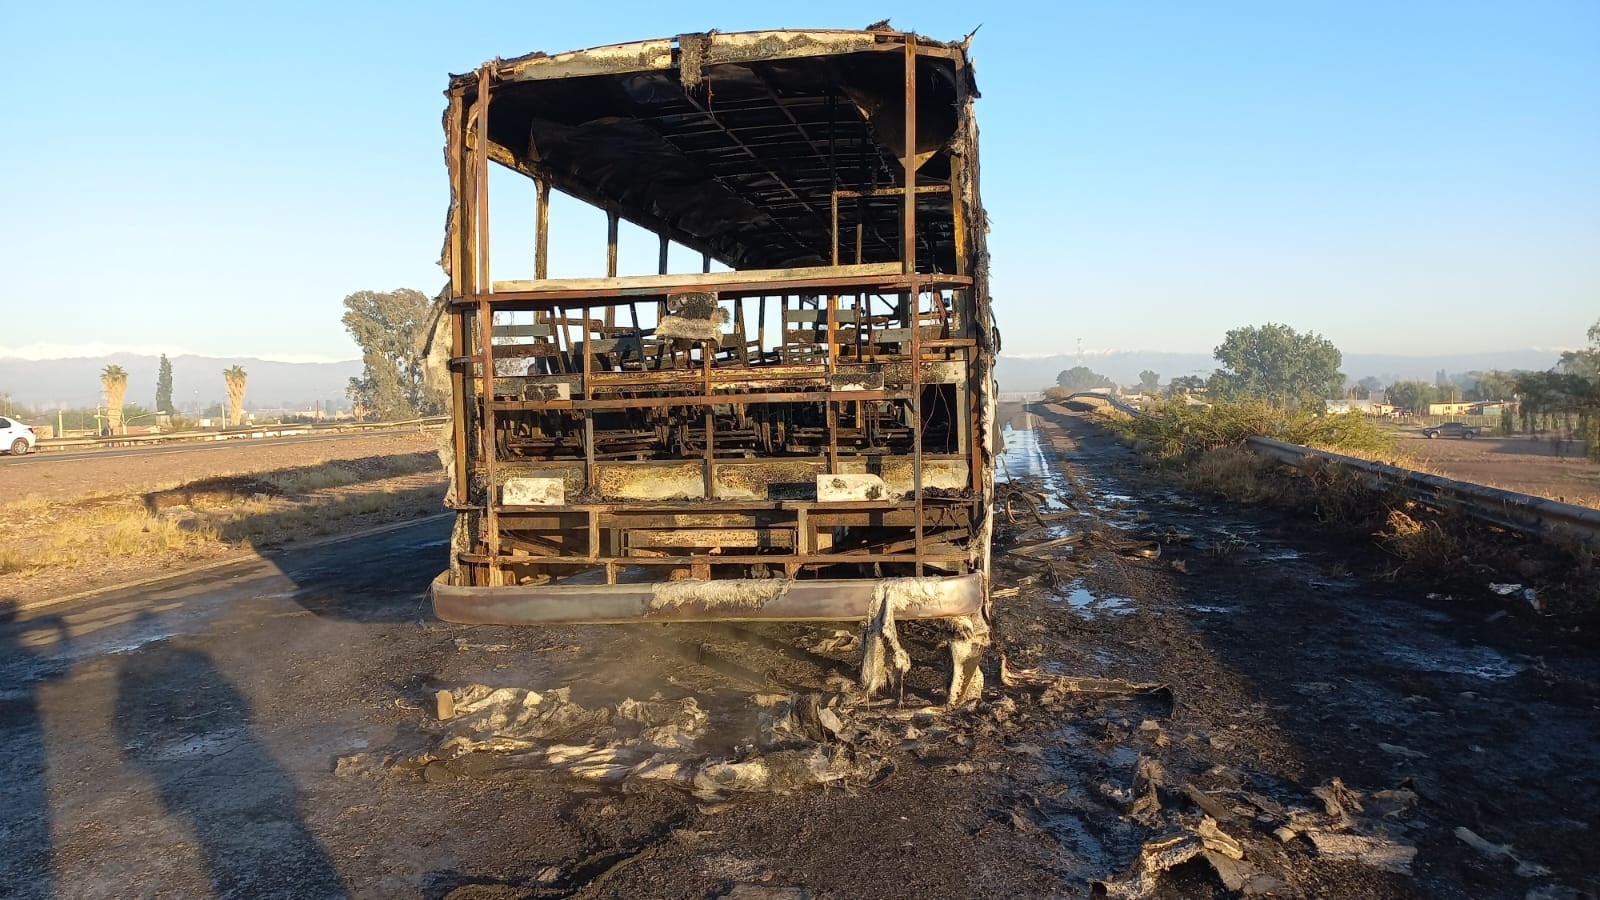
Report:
4,429,431,465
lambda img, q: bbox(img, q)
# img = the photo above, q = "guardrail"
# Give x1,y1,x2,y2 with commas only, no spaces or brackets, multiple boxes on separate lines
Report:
33,416,448,453
1245,437,1600,546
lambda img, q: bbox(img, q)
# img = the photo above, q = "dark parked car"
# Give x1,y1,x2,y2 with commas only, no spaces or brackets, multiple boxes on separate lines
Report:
1421,422,1481,439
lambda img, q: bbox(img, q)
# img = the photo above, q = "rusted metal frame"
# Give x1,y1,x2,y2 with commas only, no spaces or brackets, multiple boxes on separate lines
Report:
445,89,474,514
949,149,982,494
581,303,596,493
825,289,840,472
597,81,817,261
604,210,620,334
462,273,972,305
830,191,840,266
834,184,951,199
901,38,926,577
472,68,505,582
433,573,982,626
535,177,551,279
518,360,833,390
655,234,670,368
459,551,969,566
676,90,825,222
703,346,715,499
753,65,826,156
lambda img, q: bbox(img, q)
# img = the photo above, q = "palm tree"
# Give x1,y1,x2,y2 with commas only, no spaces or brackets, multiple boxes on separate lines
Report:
223,366,248,427
100,365,128,435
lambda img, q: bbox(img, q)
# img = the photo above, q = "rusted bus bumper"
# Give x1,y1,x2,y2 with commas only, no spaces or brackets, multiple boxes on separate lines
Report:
431,572,983,626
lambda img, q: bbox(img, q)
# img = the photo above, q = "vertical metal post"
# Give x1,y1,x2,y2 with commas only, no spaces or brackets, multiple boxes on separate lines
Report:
604,211,619,333
826,291,839,473
703,349,715,499
702,251,711,274
445,90,471,526
582,304,595,493
535,177,550,279
606,210,620,277
903,38,923,576
657,233,670,275
901,38,918,277
473,67,501,583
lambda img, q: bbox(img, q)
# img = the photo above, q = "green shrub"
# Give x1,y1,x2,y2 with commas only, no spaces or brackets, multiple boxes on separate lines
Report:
1119,399,1394,459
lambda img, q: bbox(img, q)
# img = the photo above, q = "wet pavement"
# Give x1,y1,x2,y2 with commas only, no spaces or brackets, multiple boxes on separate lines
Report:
1,405,1596,898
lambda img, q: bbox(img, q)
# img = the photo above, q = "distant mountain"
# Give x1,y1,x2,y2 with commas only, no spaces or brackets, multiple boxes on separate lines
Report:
0,353,362,411
997,349,1566,394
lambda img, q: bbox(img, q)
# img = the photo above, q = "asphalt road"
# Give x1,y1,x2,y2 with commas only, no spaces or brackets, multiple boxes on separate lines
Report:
5,431,392,465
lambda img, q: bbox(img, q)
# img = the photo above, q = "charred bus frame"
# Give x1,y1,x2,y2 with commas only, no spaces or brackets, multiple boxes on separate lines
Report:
429,29,996,649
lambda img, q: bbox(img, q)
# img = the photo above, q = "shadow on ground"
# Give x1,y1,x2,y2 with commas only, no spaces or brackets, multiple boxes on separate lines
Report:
114,611,346,898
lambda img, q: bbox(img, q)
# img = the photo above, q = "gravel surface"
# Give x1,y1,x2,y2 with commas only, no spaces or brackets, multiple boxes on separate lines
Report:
1,408,1594,898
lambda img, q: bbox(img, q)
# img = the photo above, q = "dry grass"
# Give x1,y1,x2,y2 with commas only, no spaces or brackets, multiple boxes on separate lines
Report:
1174,447,1280,505
0,454,444,586
1376,508,1466,571
4,509,220,576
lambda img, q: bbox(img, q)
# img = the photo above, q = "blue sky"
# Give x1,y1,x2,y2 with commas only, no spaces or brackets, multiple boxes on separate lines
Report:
1,1,1595,362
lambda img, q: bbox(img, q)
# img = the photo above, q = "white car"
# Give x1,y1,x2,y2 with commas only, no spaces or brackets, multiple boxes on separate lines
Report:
1,416,37,455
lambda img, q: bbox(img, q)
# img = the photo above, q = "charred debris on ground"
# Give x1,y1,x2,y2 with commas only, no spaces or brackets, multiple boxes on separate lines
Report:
1067,399,1598,620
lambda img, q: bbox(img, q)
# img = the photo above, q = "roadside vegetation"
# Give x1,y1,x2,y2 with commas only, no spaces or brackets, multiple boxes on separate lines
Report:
1040,318,1600,613
1108,398,1394,458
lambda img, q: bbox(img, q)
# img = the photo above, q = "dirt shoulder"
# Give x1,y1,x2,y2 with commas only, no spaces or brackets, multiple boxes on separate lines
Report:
0,429,446,607
1393,433,1600,508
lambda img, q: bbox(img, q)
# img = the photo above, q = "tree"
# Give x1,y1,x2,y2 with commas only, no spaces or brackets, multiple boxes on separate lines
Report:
343,288,447,420
1054,365,1115,393
223,366,248,427
100,365,128,435
1208,323,1344,408
155,353,174,413
1386,380,1436,414
1137,370,1161,394
1466,370,1517,402
1558,318,1600,379
1166,375,1206,397
1355,376,1384,400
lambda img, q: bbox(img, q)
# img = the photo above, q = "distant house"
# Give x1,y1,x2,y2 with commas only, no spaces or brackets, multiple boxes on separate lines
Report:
1427,401,1505,417
1332,399,1395,416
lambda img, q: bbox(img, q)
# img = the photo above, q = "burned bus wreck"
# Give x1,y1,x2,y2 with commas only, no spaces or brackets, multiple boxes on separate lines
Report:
428,28,996,697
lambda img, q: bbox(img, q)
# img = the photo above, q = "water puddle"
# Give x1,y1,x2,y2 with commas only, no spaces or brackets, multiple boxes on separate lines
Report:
1382,642,1522,680
1056,582,1136,618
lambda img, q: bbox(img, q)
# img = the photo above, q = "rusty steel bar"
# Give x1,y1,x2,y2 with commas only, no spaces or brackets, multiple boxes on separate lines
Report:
535,177,551,279
490,389,908,412
473,67,501,581
834,185,950,199
466,273,973,306
903,38,924,577
433,572,983,625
